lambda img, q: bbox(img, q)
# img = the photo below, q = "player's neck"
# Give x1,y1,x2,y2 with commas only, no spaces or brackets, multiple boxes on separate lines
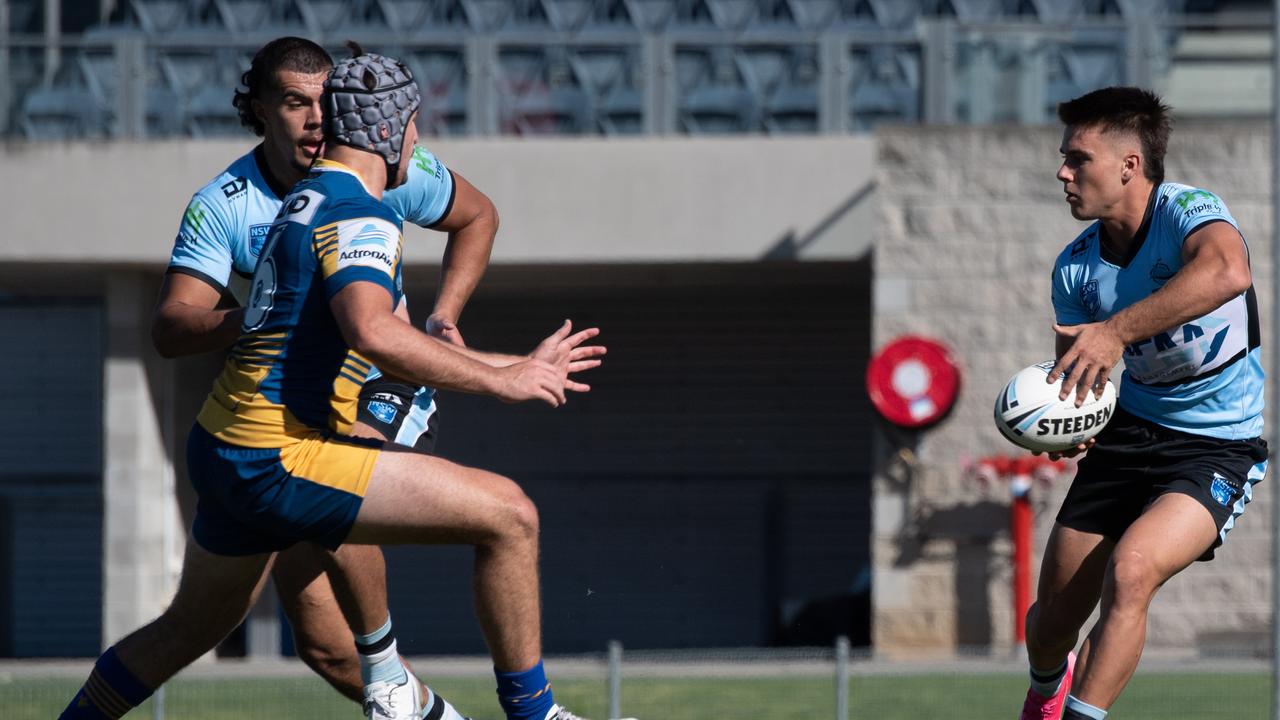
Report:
258,142,307,194
1099,181,1156,249
322,146,387,200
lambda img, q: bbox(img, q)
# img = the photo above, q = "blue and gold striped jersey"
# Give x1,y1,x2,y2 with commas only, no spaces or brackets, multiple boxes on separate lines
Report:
197,160,405,448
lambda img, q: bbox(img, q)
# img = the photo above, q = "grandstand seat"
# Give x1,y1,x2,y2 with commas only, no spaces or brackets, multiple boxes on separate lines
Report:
540,0,595,31
785,0,838,29
680,84,758,133
187,84,242,136
19,87,107,140
124,0,195,35
460,0,516,30
509,86,592,134
622,0,675,30
158,50,221,100
598,85,643,134
703,0,757,30
763,82,817,133
217,0,308,34
849,81,918,129
420,85,468,136
377,0,467,30
146,86,185,136
77,51,121,104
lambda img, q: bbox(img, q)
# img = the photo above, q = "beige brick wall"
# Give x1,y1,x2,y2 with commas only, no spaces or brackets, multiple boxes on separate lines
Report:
871,123,1274,656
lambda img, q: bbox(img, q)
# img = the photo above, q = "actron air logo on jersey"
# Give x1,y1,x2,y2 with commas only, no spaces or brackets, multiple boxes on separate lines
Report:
335,218,401,275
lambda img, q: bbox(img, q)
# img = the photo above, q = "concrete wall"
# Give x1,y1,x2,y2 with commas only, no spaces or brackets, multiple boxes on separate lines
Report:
0,136,875,264
872,122,1274,655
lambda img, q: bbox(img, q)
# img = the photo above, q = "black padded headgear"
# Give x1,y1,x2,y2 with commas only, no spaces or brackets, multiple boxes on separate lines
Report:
322,52,420,181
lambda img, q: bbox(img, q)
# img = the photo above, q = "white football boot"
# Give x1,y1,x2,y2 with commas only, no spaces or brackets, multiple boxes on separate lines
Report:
362,672,422,720
543,704,637,720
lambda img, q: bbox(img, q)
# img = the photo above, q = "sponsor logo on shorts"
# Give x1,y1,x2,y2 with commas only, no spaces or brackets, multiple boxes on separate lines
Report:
370,393,403,406
367,400,398,425
1210,472,1237,506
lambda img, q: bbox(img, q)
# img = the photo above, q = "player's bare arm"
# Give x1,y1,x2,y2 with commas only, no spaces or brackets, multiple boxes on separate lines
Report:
331,281,573,407
1050,221,1251,406
433,319,606,380
425,171,498,346
152,272,246,358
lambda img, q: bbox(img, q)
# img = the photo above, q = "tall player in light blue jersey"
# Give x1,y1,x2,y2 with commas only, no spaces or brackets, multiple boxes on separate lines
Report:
149,37,496,715
61,48,611,720
1016,87,1267,720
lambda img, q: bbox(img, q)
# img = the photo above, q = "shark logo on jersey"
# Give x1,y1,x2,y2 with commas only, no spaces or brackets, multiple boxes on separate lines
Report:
1210,472,1237,506
1081,280,1100,318
1150,262,1175,287
249,224,271,257
366,400,398,425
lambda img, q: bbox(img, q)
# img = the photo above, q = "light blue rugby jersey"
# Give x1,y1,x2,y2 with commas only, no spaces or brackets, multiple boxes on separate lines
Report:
168,144,454,303
1052,182,1264,440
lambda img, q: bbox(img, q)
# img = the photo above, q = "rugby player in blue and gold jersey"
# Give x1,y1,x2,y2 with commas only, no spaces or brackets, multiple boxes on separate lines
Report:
1016,87,1267,720
61,48,613,720
149,37,493,716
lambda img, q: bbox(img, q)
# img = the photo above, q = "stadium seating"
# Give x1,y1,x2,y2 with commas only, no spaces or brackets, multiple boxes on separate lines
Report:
0,0,1258,138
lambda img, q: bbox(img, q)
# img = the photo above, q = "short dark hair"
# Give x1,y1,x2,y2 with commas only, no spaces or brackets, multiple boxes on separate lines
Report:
1057,86,1172,184
232,37,333,136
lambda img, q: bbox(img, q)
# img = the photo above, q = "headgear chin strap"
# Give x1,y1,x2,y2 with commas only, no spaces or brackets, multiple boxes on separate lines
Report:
322,52,421,185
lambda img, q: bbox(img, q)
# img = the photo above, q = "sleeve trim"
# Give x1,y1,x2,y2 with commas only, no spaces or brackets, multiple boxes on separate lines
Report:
167,265,229,296
424,168,458,230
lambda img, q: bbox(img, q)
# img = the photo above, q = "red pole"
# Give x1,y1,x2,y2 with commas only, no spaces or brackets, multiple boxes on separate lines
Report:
1009,459,1034,645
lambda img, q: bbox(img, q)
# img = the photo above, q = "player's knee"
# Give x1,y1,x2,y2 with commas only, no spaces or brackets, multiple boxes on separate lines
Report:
1108,549,1159,611
296,639,357,680
506,491,540,542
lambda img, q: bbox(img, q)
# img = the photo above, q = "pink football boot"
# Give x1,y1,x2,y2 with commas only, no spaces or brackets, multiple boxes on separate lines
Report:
1018,652,1076,720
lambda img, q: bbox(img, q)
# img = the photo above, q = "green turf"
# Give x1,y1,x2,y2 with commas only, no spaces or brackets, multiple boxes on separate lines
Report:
1,671,1268,719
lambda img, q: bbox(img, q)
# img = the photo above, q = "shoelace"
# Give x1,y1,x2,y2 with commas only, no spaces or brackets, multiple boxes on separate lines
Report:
362,683,401,719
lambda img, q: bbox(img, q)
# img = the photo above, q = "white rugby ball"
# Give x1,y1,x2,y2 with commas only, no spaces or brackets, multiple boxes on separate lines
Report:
994,361,1117,453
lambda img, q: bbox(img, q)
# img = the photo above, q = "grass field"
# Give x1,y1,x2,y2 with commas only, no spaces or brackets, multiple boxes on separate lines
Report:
1,670,1269,719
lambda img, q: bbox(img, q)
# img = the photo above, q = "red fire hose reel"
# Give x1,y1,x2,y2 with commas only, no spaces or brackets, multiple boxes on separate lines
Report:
866,336,961,429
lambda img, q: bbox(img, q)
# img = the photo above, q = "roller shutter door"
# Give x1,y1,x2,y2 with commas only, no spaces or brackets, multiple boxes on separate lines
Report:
0,302,103,657
384,262,872,653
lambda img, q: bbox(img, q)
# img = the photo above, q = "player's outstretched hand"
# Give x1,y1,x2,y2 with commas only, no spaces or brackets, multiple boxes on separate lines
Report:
1032,438,1096,461
426,313,467,347
530,319,606,393
1049,321,1123,407
494,359,567,407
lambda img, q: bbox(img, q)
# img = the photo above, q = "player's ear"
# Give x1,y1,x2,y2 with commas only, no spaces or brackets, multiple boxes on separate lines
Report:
251,97,268,127
1122,150,1141,183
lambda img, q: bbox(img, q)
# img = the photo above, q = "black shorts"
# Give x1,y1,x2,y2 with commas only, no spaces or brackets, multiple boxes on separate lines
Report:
1056,407,1268,561
355,376,439,454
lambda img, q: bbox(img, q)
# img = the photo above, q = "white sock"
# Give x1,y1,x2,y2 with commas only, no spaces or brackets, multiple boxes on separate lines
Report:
359,638,408,686
1064,695,1108,719
422,686,467,720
